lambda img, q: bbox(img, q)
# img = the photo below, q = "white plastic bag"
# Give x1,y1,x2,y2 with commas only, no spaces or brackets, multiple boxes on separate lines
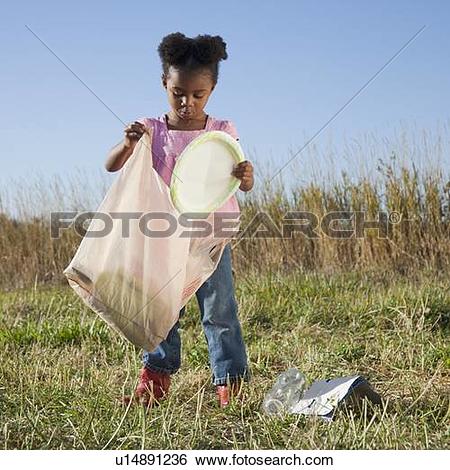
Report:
63,128,239,351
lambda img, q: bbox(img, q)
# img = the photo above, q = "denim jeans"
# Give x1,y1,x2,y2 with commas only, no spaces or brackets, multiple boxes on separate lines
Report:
142,243,251,386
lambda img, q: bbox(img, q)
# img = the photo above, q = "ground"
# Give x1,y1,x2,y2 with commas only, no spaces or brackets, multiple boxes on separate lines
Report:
0,270,449,449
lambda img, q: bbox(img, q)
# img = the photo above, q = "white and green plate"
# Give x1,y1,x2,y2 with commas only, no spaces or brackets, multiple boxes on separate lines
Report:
170,131,245,214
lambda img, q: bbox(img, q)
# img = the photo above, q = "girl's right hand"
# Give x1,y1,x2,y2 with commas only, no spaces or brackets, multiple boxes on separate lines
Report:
123,121,147,150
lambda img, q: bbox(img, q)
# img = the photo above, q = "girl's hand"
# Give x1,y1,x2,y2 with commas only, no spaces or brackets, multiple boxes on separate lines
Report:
123,121,147,150
232,161,254,192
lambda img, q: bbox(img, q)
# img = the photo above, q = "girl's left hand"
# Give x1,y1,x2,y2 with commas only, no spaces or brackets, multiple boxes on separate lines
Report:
232,161,254,192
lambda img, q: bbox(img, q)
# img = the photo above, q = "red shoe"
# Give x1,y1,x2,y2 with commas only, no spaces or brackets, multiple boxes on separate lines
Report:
122,367,171,408
216,381,244,408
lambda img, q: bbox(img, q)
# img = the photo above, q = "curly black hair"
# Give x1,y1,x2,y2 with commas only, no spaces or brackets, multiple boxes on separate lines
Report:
158,32,228,84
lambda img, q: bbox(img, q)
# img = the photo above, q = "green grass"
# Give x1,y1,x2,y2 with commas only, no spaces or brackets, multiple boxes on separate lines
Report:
0,271,449,449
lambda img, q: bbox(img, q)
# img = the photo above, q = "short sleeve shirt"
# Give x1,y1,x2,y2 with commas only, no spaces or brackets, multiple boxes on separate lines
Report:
138,114,240,214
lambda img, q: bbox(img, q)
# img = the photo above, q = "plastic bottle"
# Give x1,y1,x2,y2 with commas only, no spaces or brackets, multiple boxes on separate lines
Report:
261,368,307,416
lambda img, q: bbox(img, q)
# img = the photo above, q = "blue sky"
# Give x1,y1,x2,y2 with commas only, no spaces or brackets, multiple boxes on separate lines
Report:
1,0,449,186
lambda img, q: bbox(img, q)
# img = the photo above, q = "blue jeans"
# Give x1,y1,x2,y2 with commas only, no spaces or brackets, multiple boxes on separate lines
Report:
142,243,251,386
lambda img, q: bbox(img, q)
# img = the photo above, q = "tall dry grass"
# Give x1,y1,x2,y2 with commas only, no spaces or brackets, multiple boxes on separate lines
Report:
0,125,449,290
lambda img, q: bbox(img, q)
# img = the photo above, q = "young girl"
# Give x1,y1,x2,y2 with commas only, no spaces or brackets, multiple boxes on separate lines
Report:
105,32,254,408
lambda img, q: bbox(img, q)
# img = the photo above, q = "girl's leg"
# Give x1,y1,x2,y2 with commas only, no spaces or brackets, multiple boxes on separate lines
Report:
195,243,251,386
123,308,185,406
142,306,186,374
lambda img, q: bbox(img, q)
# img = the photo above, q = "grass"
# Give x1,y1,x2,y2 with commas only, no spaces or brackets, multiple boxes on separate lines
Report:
1,126,450,288
1,270,449,449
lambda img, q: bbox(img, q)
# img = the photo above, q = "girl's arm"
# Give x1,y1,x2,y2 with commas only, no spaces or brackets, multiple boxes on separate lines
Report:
105,121,147,172
232,161,254,192
105,140,134,172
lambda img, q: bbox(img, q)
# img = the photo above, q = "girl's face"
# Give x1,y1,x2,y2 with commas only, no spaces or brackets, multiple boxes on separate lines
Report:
162,66,215,121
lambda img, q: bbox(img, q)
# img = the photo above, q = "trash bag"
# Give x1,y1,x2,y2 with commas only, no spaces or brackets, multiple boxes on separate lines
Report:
63,128,239,351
